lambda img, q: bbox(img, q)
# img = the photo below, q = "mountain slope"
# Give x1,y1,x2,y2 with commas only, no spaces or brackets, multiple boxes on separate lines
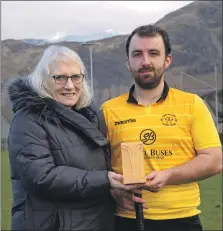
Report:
1,1,222,107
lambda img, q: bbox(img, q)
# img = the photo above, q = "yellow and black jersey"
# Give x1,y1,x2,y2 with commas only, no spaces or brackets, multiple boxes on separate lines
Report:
101,82,221,220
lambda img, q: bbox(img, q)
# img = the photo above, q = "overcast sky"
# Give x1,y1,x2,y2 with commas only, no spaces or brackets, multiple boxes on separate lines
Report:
2,1,193,40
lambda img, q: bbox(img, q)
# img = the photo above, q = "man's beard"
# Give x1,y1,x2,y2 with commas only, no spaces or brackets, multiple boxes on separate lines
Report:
131,65,165,90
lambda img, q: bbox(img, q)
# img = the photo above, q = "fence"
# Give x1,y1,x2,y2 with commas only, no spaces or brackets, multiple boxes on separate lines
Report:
1,138,8,151
180,69,222,132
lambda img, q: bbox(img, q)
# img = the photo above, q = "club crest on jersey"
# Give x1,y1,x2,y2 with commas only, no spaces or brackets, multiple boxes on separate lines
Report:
161,114,177,126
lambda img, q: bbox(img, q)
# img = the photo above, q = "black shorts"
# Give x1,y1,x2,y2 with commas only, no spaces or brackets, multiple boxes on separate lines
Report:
114,215,203,231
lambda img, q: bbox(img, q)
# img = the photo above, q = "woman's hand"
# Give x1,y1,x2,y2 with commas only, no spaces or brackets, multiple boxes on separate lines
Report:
110,188,148,211
107,171,144,191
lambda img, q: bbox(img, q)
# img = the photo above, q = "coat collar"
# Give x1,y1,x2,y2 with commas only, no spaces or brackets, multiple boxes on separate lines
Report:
8,77,108,147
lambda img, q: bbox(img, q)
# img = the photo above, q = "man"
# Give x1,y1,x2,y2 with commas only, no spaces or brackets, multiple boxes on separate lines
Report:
101,24,222,231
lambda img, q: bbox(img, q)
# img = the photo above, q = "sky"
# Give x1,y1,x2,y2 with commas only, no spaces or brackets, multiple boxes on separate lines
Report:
2,1,193,40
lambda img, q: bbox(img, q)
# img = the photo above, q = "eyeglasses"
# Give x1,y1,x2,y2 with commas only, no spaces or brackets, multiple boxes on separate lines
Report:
51,74,84,84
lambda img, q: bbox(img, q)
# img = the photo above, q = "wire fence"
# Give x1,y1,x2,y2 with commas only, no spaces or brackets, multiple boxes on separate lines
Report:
180,68,222,133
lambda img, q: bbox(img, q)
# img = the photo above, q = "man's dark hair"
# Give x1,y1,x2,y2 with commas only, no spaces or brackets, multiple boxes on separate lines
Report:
126,24,171,57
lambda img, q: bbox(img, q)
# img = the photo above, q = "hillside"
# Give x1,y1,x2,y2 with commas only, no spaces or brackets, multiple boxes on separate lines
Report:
155,1,222,75
1,0,222,121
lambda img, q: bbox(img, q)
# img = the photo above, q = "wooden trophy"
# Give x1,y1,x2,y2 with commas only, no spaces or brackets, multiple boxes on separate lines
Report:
121,142,146,231
121,142,146,185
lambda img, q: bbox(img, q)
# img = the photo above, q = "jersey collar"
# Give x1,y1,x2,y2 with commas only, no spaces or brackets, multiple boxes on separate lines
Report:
127,81,169,104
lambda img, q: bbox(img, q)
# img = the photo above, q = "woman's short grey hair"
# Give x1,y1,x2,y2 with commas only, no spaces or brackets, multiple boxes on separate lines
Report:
27,45,92,109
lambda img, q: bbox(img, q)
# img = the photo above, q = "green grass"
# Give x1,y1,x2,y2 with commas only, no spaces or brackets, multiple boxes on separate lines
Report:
199,174,223,230
1,151,13,230
1,151,222,230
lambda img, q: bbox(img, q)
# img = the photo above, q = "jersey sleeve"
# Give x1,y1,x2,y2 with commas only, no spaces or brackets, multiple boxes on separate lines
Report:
191,95,222,150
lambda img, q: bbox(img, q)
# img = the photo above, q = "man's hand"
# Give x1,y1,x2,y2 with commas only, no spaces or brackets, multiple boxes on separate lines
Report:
143,169,173,192
110,188,148,211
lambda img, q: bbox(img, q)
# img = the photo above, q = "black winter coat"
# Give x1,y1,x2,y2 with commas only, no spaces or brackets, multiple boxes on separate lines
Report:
7,78,115,231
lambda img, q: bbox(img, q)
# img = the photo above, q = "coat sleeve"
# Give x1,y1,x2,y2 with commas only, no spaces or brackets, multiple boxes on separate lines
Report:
8,113,110,200
94,108,113,171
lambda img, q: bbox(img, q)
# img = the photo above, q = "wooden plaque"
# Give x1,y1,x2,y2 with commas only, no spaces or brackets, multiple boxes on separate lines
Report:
121,142,146,184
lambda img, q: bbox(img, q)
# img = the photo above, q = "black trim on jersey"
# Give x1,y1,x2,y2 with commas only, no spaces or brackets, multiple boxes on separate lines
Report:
127,81,169,104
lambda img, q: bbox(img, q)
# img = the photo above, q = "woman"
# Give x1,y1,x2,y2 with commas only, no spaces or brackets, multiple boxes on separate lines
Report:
7,45,137,230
